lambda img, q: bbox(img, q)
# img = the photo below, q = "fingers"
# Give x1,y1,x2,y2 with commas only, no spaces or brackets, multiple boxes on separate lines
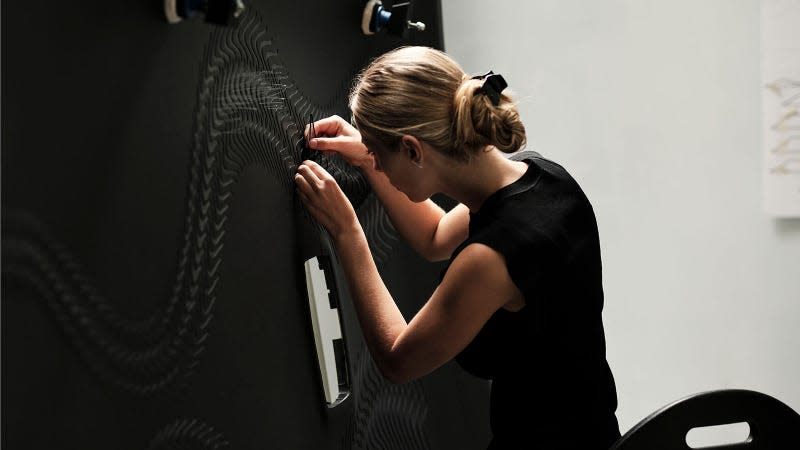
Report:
294,163,337,228
311,115,347,137
308,135,350,151
302,159,333,180
295,160,337,192
295,163,321,191
295,187,315,212
294,169,312,190
294,160,360,237
295,184,325,220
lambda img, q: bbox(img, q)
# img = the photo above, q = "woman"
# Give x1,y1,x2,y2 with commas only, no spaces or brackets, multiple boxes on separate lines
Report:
294,46,620,449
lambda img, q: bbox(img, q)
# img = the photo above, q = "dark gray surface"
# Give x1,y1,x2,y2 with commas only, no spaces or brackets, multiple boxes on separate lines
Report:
2,1,490,449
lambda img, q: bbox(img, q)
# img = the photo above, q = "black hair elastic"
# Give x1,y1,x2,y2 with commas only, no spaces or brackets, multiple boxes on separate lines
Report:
471,70,508,106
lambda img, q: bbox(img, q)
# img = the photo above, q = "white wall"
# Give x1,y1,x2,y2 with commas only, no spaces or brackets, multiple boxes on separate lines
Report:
442,0,800,435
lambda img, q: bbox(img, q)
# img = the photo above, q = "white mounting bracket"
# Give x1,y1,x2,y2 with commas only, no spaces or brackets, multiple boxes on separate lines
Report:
304,256,350,407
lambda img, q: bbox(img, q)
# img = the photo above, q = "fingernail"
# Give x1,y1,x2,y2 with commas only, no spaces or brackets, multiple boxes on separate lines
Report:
309,138,318,147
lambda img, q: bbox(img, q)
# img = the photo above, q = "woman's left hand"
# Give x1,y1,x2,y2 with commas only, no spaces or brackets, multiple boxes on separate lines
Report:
295,160,361,239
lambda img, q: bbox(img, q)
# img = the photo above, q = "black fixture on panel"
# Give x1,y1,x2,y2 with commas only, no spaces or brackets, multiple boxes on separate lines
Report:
165,0,245,26
361,1,426,38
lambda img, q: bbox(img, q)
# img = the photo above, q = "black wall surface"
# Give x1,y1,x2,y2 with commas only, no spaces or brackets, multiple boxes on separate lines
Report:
1,1,491,448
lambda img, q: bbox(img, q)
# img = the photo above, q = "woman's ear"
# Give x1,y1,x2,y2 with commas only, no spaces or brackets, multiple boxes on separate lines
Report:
401,135,424,167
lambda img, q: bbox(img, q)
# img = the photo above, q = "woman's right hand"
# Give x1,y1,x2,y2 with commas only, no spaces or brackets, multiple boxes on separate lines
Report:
306,115,373,168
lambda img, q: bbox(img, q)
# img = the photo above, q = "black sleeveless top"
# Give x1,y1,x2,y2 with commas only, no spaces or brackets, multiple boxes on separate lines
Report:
444,156,621,449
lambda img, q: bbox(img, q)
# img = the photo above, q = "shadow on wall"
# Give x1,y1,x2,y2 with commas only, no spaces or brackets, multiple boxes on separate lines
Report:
774,217,800,235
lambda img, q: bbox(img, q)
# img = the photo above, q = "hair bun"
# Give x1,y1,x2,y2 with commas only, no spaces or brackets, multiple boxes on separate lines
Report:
453,76,526,156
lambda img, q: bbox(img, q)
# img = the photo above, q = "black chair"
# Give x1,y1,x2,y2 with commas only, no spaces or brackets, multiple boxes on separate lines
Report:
611,389,800,449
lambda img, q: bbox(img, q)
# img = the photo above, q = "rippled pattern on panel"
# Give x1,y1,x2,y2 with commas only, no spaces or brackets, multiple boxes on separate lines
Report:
147,419,229,450
340,347,432,450
0,10,399,395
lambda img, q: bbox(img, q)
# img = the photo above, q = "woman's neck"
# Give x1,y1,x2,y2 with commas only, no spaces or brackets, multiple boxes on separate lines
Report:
432,148,529,213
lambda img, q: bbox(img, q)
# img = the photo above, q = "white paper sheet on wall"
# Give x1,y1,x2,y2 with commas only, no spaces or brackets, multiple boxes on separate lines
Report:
762,0,800,217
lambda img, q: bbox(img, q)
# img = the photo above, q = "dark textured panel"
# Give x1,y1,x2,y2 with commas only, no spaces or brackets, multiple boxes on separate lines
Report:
2,1,490,449
148,419,230,450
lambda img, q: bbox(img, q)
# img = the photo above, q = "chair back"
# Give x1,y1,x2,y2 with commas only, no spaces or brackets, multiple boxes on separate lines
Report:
611,389,800,450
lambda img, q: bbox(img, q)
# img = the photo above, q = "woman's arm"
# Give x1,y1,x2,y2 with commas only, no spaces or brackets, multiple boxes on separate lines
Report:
361,165,469,262
295,160,521,383
308,115,468,262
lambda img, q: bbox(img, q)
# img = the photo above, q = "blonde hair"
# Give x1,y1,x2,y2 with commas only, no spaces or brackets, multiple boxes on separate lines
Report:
349,46,526,162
